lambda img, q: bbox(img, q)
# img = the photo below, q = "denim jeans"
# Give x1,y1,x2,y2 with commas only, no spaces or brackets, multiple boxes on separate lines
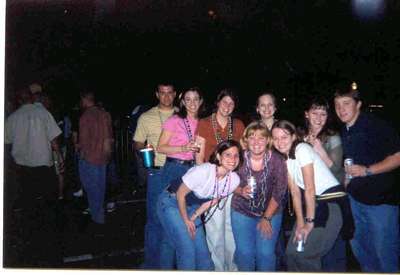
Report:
143,167,164,269
79,159,106,224
157,160,193,269
157,190,214,270
231,209,282,271
349,195,399,272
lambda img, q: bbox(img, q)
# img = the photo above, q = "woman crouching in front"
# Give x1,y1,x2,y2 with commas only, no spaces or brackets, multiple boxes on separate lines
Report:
231,121,288,271
156,140,243,270
271,120,344,272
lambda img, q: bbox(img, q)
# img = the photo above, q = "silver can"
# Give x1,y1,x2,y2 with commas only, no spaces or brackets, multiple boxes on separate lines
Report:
247,176,257,199
344,158,354,180
296,239,305,252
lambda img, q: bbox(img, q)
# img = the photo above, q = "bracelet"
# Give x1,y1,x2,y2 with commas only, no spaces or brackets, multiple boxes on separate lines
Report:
365,166,373,177
262,216,272,222
305,217,315,223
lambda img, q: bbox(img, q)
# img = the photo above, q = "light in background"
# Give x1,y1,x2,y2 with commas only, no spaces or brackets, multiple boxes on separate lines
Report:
351,0,386,20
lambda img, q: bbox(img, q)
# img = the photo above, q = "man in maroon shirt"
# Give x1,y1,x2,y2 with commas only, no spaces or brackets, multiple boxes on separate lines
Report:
78,91,113,227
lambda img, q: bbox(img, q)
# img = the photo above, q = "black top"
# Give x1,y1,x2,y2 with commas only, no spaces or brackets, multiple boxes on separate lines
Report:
341,113,400,204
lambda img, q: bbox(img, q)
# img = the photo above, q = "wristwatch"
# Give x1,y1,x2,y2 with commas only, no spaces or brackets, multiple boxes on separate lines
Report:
305,217,315,223
262,216,272,222
365,166,373,177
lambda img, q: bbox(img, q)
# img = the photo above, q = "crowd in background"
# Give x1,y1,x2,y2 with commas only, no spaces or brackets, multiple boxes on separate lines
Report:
4,81,400,272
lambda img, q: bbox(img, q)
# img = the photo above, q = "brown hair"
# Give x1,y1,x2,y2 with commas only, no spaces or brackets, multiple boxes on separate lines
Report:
271,120,301,160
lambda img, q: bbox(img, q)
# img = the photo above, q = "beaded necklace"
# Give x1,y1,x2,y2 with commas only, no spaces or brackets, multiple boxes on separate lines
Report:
201,166,232,225
244,150,271,214
182,117,194,140
211,113,233,144
183,117,197,160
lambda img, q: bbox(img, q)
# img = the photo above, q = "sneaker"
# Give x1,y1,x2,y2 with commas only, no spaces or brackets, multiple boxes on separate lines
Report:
73,189,83,197
82,207,90,215
106,202,116,213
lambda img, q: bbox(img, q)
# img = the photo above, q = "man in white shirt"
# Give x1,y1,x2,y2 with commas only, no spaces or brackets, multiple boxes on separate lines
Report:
5,87,62,262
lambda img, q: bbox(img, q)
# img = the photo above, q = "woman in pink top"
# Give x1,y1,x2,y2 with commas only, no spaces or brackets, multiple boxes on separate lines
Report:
157,87,205,268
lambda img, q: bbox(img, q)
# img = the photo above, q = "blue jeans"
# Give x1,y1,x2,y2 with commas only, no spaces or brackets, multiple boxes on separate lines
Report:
349,195,399,272
143,167,164,269
157,191,214,270
158,160,193,269
79,159,106,224
231,209,283,271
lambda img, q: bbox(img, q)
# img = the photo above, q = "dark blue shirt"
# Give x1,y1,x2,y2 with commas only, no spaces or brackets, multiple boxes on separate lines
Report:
341,113,400,204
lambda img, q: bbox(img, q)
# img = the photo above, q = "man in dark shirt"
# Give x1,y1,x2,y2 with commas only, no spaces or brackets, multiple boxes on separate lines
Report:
334,83,400,272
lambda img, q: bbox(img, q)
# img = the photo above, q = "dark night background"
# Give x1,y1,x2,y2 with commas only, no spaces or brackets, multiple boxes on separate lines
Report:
3,0,400,269
5,0,400,127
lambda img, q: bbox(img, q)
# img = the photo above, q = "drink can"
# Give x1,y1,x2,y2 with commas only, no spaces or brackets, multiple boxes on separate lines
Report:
344,158,354,167
344,158,354,180
247,176,257,199
140,147,154,168
296,239,305,252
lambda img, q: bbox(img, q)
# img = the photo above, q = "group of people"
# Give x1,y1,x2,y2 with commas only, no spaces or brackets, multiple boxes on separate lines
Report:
5,83,114,245
134,82,400,272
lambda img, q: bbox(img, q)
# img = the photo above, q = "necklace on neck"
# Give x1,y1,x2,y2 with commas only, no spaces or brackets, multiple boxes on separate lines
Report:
244,150,271,213
182,117,197,160
203,166,232,224
260,118,275,131
182,117,194,140
211,113,233,144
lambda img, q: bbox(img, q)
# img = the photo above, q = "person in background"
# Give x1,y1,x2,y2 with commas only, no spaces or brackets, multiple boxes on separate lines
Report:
299,96,347,271
334,83,400,273
196,88,245,271
133,83,176,269
71,104,83,198
272,120,345,272
5,87,62,263
157,140,243,270
78,90,113,230
156,87,205,268
255,92,278,131
231,121,288,271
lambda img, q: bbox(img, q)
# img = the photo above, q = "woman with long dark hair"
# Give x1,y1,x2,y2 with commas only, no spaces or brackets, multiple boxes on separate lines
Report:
271,120,345,272
300,97,347,271
157,87,204,268
156,140,243,270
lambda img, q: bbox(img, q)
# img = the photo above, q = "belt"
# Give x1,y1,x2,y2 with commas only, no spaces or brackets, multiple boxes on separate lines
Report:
316,191,347,201
147,166,162,170
166,157,194,166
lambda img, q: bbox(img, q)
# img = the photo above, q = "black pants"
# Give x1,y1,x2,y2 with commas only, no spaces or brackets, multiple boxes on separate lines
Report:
13,165,60,265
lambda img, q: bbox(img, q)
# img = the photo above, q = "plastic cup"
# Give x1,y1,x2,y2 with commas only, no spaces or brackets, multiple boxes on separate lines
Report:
140,148,154,168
